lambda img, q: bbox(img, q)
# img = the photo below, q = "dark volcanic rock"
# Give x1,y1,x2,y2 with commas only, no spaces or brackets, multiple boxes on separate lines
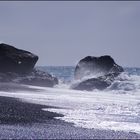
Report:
73,78,109,91
72,73,118,91
74,55,123,80
0,69,58,87
0,43,58,87
0,43,38,74
17,69,58,87
73,55,124,91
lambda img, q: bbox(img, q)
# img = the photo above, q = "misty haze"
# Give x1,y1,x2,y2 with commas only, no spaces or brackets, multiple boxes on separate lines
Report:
0,1,140,139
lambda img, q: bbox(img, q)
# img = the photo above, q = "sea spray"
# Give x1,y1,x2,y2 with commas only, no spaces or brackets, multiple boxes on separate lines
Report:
0,66,140,134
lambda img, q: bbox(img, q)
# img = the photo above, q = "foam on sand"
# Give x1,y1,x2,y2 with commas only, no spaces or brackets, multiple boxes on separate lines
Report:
0,78,140,134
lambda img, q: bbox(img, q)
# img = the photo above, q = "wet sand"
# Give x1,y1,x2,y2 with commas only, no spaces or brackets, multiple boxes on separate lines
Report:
0,96,140,139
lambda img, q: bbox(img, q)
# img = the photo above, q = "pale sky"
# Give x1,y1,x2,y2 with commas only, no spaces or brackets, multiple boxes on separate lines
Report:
0,1,140,67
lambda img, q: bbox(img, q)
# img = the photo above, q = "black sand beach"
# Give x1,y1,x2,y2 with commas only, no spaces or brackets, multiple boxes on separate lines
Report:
0,96,140,139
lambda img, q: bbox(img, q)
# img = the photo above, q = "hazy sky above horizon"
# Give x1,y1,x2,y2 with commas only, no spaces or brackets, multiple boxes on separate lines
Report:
0,1,140,67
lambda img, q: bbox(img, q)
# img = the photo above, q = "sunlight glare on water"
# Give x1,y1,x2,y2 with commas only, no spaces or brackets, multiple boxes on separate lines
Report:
0,66,140,133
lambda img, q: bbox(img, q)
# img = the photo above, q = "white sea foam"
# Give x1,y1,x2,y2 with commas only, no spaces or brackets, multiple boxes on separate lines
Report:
0,83,140,133
0,72,140,133
108,72,140,92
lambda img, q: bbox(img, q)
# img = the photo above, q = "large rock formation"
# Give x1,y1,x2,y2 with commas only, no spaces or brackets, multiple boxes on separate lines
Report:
0,43,38,74
0,43,58,87
74,55,123,80
72,55,124,91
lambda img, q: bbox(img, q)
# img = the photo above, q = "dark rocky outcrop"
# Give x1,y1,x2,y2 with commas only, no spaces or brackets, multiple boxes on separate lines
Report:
0,69,58,87
17,69,58,87
72,55,124,91
0,43,38,74
0,43,58,87
72,73,118,91
74,55,123,80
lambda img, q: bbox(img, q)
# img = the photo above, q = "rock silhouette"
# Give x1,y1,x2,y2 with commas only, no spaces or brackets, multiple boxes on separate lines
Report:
0,43,58,87
72,55,123,91
0,43,38,74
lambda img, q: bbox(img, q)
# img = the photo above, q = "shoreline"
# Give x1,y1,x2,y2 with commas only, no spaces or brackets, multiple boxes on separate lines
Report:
0,96,140,139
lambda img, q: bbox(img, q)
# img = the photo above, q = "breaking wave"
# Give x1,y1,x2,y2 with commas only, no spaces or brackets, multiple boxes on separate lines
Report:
0,67,140,134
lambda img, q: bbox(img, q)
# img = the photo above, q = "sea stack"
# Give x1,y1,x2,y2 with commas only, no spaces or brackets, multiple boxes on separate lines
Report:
0,43,58,87
72,55,124,91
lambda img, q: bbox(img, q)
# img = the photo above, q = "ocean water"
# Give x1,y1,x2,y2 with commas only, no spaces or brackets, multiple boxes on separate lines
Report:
1,66,140,134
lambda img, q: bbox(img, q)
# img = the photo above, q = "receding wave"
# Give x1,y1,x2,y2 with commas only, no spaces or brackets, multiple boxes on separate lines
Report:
0,71,140,134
